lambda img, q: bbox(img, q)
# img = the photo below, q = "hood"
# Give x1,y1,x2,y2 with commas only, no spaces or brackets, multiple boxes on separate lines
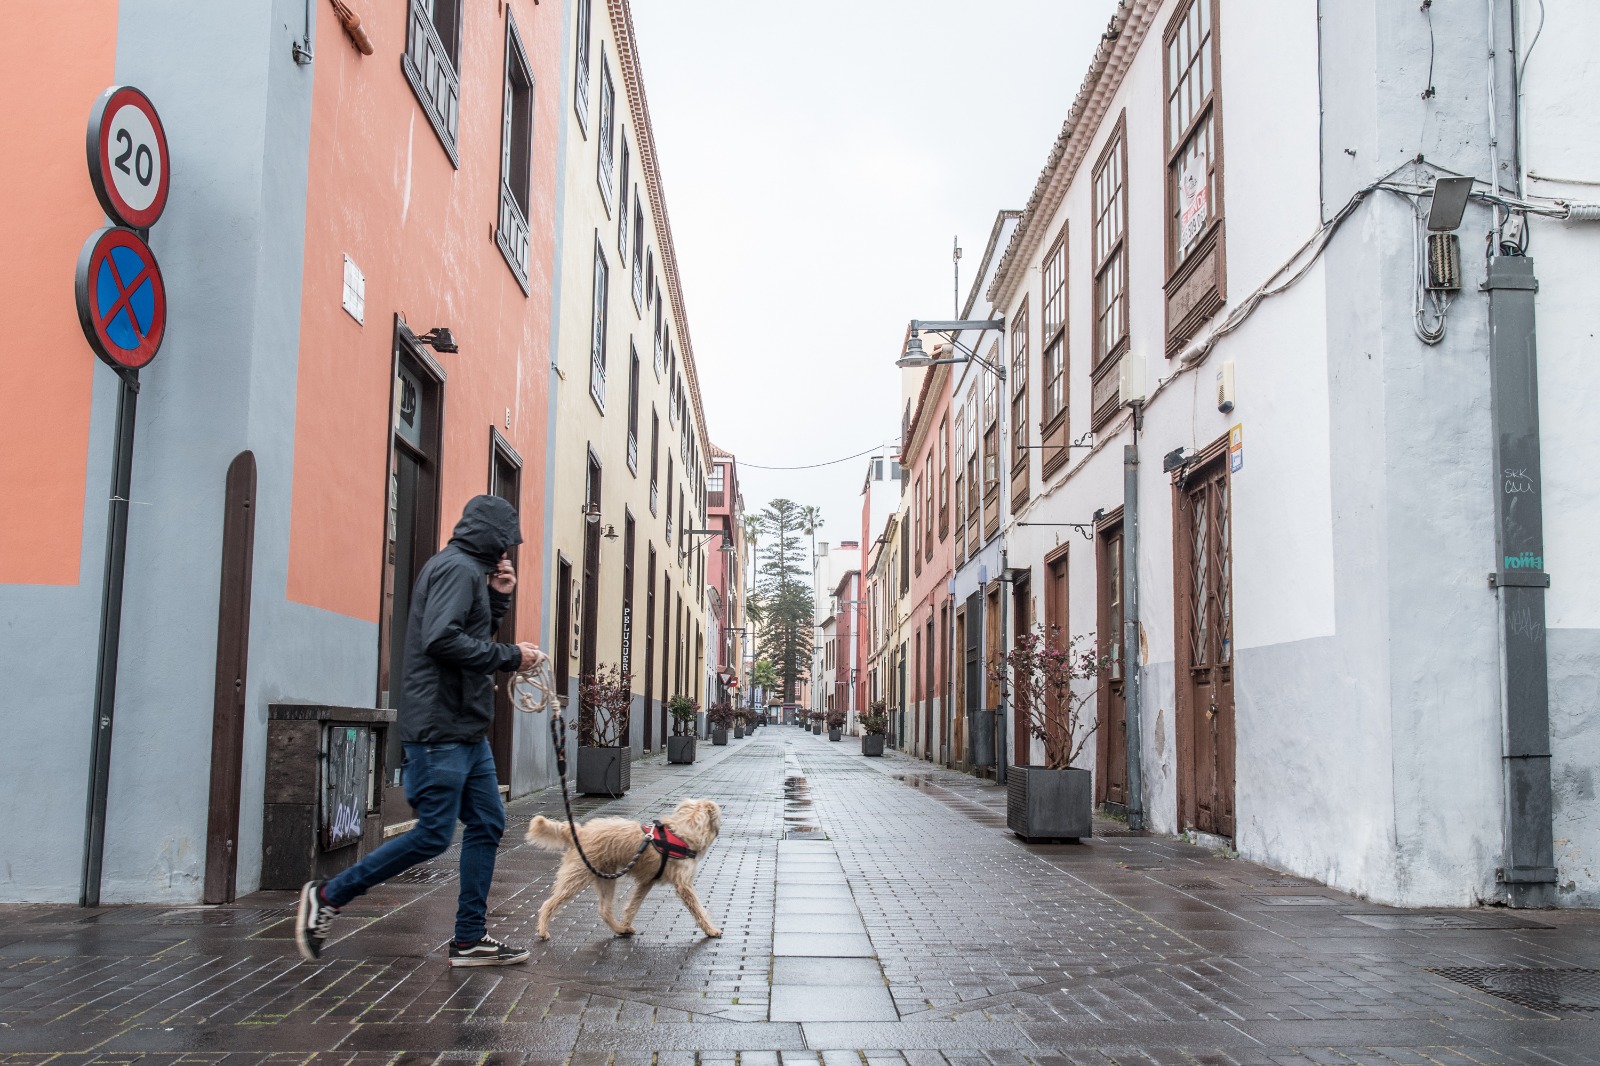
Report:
449,495,523,565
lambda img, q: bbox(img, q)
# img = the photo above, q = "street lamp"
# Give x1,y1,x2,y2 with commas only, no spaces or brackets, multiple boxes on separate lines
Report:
896,319,1007,379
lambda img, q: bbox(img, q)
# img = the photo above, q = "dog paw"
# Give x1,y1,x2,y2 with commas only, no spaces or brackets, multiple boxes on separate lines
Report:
537,931,551,941
614,927,636,937
704,927,723,938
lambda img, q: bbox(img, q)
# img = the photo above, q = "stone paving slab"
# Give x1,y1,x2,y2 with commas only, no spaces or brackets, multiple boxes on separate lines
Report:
4,727,1600,1061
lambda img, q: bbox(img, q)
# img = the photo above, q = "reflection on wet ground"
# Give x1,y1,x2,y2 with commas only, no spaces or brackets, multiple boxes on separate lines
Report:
4,724,1600,1063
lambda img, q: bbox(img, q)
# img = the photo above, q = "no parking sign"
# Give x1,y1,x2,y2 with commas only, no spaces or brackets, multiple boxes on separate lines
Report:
74,226,167,370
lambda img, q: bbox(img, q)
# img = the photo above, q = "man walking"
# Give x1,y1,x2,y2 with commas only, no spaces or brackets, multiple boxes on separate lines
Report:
296,495,541,967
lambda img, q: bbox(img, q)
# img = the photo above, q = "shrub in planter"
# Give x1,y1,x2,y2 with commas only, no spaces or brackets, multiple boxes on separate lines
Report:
707,704,734,746
667,695,698,764
809,712,823,735
577,665,633,796
733,710,749,739
860,702,888,756
991,627,1108,842
827,710,845,741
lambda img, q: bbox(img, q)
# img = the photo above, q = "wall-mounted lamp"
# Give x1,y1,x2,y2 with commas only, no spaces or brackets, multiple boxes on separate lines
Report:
417,327,459,354
603,525,619,542
1426,176,1474,232
581,502,601,525
1161,447,1190,473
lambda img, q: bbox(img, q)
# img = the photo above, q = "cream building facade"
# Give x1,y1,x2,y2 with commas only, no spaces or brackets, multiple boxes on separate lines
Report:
545,0,712,757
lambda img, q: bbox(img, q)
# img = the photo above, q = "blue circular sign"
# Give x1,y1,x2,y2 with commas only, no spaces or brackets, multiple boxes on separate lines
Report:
74,227,167,369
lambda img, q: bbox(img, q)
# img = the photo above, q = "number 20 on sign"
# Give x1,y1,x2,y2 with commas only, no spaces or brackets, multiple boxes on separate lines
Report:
86,85,170,230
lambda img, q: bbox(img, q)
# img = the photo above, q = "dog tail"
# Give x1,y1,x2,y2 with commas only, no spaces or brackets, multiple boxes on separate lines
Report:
524,815,572,851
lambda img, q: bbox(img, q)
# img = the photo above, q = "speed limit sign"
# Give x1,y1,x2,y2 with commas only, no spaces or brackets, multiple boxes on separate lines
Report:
86,86,170,229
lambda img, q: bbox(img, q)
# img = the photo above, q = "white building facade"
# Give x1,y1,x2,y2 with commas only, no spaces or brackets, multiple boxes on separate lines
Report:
986,0,1600,908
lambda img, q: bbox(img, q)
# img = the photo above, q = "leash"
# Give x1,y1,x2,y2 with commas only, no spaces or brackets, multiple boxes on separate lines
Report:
511,655,656,882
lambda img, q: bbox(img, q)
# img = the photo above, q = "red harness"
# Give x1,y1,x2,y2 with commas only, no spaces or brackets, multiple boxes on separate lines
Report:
642,820,697,880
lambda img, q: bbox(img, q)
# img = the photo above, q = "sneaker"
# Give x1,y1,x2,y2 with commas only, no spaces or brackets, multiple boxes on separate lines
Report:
294,879,339,961
448,935,531,967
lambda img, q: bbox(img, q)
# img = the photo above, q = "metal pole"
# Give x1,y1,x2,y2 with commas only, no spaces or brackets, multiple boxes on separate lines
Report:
1122,403,1146,831
1485,254,1555,906
82,369,139,906
996,550,1008,788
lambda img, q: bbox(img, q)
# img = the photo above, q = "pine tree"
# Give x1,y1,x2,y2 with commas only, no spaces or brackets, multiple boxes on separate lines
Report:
751,499,815,703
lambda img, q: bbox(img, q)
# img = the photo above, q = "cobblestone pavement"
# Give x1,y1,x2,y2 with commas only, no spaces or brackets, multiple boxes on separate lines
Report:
4,726,1600,1065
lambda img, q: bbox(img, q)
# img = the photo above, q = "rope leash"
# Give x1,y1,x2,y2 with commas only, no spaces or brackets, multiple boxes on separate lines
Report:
511,655,654,881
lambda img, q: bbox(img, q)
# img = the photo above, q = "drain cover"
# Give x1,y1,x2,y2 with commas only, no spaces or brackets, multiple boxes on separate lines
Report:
1347,912,1553,931
1176,880,1223,890
394,866,456,885
1245,894,1339,906
79,907,288,926
1431,968,1600,1012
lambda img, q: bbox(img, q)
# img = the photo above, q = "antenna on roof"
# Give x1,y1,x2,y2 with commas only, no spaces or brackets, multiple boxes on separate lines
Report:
952,236,963,316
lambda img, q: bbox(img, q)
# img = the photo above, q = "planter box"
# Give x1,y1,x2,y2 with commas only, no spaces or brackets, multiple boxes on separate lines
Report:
734,725,745,739
811,724,822,735
828,728,842,741
576,746,632,797
667,736,696,764
711,726,729,746
1006,766,1091,843
861,734,885,757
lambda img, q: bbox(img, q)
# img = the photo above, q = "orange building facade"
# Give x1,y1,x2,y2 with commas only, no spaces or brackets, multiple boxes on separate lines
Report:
0,0,567,903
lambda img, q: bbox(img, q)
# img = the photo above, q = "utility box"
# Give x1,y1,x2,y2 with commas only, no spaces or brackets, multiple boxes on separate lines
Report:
261,704,395,890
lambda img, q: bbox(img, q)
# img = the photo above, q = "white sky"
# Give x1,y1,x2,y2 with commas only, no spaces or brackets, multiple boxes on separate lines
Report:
629,0,1120,547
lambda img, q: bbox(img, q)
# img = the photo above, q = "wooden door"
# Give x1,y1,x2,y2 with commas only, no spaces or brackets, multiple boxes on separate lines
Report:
488,432,521,786
1095,517,1129,809
1011,573,1031,766
204,451,255,904
1175,451,1236,838
580,457,602,699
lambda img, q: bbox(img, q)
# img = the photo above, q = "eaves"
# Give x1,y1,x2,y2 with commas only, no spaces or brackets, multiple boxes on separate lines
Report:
987,0,1156,310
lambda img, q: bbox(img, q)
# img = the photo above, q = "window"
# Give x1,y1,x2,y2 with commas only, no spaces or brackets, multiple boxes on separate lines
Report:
982,345,999,496
631,196,645,312
403,0,463,164
707,466,724,496
1040,233,1067,427
965,392,979,522
953,408,966,558
1164,0,1225,351
938,416,949,536
1010,299,1030,466
597,55,615,206
496,13,534,291
646,251,655,306
649,410,660,514
617,136,630,263
1094,122,1129,366
573,0,591,129
589,236,608,410
653,305,664,378
626,342,640,472
912,475,923,575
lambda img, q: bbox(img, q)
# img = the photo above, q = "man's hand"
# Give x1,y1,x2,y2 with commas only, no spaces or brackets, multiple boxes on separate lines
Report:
517,643,544,671
489,557,517,595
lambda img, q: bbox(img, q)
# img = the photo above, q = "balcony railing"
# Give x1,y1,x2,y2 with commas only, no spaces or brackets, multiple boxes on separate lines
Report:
627,432,638,473
650,482,658,515
707,489,725,510
402,0,460,165
496,182,530,293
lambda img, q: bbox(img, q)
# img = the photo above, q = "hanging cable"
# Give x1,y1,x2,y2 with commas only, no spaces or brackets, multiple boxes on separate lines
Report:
740,442,898,471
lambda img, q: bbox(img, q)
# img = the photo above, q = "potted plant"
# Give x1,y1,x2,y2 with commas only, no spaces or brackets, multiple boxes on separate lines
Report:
992,627,1107,842
707,703,734,746
827,710,845,741
577,665,633,796
667,695,698,764
861,701,888,757
810,711,823,736
733,709,747,740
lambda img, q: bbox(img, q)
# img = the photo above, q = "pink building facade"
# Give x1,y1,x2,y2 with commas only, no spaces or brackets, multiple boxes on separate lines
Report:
901,364,955,763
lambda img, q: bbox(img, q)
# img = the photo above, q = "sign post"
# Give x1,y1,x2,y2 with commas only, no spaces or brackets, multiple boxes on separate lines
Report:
76,86,170,907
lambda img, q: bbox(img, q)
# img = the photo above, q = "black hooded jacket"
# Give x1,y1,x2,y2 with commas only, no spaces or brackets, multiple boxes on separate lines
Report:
398,495,524,745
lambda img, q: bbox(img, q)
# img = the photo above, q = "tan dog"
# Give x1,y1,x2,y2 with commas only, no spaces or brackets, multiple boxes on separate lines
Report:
525,798,723,940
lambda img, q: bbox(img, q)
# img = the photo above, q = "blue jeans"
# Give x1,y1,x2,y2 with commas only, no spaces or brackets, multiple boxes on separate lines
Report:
322,738,505,943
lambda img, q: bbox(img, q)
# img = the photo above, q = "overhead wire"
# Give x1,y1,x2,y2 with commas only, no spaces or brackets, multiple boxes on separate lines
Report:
740,442,898,471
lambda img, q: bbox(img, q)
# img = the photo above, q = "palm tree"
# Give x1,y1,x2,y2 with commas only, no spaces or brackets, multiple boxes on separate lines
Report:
800,504,824,589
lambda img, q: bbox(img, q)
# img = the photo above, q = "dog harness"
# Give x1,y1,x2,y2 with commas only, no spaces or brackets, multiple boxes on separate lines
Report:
643,820,697,881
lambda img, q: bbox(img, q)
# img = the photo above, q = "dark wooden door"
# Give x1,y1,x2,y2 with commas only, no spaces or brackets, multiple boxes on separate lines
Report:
1175,453,1235,838
488,433,521,786
204,451,255,904
1095,519,1129,809
580,458,602,699
1011,573,1031,766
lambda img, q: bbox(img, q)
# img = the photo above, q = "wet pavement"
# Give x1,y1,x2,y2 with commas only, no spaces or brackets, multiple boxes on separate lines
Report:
5,725,1600,1064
